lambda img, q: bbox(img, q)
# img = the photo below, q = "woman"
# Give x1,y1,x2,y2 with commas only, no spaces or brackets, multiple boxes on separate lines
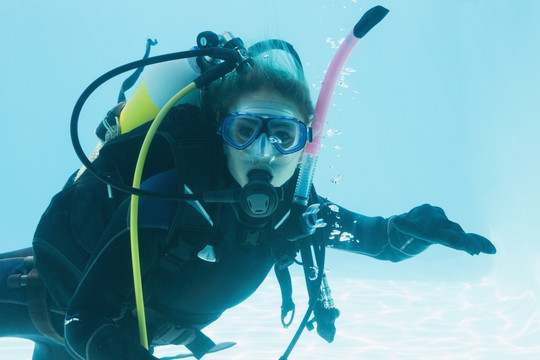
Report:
0,35,496,360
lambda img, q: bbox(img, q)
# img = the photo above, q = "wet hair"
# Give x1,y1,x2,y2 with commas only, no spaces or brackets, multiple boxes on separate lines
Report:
201,40,314,127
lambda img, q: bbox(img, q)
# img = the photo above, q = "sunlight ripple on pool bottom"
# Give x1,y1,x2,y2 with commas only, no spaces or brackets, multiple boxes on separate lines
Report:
1,275,538,360
166,276,539,360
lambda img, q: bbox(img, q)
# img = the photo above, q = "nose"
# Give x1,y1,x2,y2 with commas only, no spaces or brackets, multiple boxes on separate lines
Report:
255,133,275,158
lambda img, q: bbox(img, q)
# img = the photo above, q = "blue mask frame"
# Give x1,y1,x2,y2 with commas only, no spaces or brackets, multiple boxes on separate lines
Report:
220,112,309,154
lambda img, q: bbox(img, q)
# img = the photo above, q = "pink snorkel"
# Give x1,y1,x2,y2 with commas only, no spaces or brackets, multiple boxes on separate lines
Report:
279,8,390,360
293,5,389,206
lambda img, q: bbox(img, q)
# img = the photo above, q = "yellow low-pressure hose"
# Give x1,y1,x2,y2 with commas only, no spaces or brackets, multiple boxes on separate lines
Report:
129,82,197,348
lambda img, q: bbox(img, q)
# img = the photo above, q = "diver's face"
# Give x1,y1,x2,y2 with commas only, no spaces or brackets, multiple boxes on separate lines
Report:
223,91,308,187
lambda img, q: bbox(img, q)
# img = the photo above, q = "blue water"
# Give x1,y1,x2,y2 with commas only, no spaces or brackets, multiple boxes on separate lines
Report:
1,0,539,359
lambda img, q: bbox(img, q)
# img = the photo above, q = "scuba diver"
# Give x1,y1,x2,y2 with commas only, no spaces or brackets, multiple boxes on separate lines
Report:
0,10,496,360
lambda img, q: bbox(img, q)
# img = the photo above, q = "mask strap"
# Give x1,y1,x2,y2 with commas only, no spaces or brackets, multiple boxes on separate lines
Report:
247,39,303,72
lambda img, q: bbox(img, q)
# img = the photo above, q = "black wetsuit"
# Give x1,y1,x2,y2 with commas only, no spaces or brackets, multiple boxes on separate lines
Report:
59,174,419,360
1,105,492,360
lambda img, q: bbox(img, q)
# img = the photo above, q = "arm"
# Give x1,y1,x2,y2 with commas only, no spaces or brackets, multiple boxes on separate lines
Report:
319,199,496,262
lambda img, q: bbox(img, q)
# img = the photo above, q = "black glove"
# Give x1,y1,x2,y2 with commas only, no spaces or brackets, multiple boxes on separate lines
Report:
312,302,340,343
392,204,496,256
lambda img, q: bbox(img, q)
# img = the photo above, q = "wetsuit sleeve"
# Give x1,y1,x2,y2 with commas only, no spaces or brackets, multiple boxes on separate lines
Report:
64,200,165,360
318,199,496,261
318,197,431,262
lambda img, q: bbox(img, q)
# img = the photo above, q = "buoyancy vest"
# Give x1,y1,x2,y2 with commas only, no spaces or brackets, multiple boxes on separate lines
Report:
33,102,302,308
32,104,224,309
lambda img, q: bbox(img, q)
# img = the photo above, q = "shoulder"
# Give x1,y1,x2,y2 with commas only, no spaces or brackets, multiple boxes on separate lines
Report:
160,104,219,143
138,169,179,228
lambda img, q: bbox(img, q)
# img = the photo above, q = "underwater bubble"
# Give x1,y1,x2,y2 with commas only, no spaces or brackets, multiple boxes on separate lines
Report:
339,232,354,242
332,146,343,150
328,205,339,212
325,38,339,49
326,129,342,137
330,175,342,184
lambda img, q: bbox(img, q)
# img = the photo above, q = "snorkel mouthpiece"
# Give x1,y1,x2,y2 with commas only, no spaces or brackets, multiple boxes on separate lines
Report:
239,169,278,218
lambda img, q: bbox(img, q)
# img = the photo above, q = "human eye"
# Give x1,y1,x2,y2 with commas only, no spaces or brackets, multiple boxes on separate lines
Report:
233,117,258,142
271,122,297,147
274,130,292,144
238,125,255,138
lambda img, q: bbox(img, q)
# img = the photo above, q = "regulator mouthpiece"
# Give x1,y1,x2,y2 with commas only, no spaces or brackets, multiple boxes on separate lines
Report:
239,170,278,218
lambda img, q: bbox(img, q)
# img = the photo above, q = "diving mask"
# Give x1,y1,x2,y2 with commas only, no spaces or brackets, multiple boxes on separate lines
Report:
222,98,309,188
220,112,308,154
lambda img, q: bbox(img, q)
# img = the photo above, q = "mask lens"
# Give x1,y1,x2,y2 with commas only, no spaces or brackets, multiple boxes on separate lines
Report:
268,119,304,153
222,114,262,149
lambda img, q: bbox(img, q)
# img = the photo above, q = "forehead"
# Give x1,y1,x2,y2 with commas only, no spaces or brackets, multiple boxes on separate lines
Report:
231,91,305,120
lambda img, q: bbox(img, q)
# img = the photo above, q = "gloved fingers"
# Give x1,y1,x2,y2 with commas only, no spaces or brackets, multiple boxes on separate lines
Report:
392,206,496,255
436,230,497,255
463,233,497,255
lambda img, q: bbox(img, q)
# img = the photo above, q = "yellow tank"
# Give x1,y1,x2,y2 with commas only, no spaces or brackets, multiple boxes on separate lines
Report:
118,54,201,134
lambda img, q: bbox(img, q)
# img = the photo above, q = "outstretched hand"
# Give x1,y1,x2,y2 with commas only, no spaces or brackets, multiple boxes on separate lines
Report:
392,204,496,255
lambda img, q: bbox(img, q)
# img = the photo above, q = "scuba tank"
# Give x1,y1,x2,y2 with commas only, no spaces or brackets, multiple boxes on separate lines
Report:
118,54,202,134
118,32,237,135
84,40,204,179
